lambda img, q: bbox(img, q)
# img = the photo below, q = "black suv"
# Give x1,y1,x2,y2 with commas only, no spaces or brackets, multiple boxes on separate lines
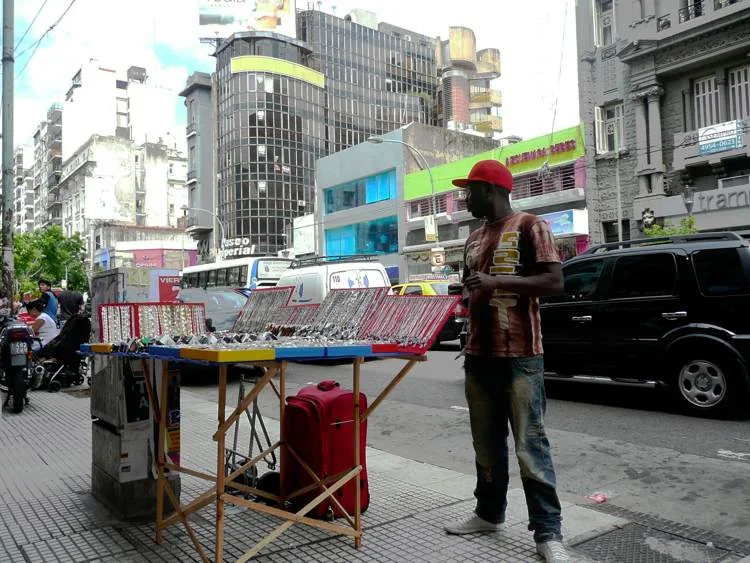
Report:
540,232,750,418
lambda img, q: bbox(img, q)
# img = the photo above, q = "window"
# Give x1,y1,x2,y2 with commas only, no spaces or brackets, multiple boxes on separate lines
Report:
595,104,624,153
548,259,605,302
603,220,631,243
404,285,423,295
728,65,750,121
610,254,677,298
593,0,614,47
169,204,174,216
325,216,398,256
693,75,720,128
324,169,397,214
693,249,750,296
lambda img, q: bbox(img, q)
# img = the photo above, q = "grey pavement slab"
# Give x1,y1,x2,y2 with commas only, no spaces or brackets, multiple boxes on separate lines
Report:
0,383,646,562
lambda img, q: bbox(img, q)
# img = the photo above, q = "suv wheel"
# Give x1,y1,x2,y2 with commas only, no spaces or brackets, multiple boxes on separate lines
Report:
674,355,740,417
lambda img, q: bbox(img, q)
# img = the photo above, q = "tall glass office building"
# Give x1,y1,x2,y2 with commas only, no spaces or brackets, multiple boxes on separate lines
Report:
214,33,327,253
190,9,496,257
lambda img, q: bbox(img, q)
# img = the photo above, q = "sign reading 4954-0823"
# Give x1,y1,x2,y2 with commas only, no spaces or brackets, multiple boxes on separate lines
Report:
699,120,744,156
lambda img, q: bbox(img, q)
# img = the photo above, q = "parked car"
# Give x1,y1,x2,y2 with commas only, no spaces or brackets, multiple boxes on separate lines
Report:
277,255,391,306
540,232,750,418
391,281,468,344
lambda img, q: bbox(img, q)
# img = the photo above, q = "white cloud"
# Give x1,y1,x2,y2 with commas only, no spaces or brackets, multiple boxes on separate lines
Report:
14,0,579,146
14,0,214,144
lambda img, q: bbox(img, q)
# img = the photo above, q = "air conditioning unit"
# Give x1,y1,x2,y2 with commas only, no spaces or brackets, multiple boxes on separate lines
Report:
719,175,750,189
297,200,306,207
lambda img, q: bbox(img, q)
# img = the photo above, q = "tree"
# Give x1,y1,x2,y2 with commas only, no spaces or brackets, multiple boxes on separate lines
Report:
643,215,698,238
13,226,89,295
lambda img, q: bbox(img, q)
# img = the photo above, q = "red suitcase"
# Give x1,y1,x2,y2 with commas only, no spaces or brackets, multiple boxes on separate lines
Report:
282,380,369,519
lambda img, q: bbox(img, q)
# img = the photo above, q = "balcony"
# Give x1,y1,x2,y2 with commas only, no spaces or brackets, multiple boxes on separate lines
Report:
715,0,742,9
678,1,704,23
470,89,502,108
672,119,749,170
187,170,198,184
186,122,197,138
656,14,672,31
473,115,503,133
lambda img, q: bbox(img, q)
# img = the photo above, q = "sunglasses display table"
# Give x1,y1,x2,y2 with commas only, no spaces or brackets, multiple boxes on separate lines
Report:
86,287,459,561
82,344,426,563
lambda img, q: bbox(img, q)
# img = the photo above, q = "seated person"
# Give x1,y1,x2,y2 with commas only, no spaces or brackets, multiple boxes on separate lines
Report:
39,312,92,368
27,299,60,349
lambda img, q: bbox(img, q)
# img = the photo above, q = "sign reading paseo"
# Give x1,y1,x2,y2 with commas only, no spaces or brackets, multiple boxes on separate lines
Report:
221,237,256,258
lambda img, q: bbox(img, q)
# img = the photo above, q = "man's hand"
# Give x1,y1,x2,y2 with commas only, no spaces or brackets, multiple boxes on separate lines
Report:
464,272,500,293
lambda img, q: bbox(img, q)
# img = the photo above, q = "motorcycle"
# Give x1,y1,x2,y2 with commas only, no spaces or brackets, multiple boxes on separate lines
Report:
0,313,34,413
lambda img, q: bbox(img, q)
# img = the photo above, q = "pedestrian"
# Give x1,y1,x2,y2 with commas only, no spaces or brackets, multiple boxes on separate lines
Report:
26,299,60,348
57,290,85,326
443,160,568,562
38,278,59,324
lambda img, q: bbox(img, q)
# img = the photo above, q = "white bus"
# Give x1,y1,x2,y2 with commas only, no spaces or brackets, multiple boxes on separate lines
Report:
178,257,294,331
180,257,294,292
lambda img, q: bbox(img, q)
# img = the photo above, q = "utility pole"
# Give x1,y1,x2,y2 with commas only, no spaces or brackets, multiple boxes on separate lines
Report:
1,0,15,300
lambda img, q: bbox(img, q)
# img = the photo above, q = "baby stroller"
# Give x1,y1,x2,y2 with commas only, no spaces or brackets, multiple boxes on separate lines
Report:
33,314,91,392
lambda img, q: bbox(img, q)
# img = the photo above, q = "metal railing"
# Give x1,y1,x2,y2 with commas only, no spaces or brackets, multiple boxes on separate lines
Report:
715,0,741,9
512,164,577,200
678,1,704,23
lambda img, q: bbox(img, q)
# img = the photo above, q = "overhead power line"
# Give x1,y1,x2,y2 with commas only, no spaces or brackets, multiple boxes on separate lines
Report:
15,0,78,79
15,0,50,52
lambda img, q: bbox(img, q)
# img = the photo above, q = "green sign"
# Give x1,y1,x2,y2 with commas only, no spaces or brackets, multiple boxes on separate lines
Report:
404,124,585,201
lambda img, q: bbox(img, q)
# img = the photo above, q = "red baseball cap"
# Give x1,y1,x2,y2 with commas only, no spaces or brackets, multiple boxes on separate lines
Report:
452,159,513,192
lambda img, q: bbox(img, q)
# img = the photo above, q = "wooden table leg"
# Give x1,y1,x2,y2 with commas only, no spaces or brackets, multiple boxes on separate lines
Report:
156,360,169,544
279,361,286,510
353,357,362,548
215,365,228,563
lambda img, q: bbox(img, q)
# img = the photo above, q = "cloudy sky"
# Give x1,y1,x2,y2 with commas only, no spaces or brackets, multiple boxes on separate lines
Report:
12,0,579,147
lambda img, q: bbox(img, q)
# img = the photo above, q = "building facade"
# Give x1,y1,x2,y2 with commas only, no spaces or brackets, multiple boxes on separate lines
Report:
180,72,217,261
13,146,35,233
58,135,188,268
185,8,501,258
63,61,178,162
32,104,63,228
315,123,499,282
435,27,503,136
402,125,588,278
577,0,750,242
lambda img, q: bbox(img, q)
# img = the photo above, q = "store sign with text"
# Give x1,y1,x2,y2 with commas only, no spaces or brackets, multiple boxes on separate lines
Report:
698,120,743,156
221,237,256,259
505,140,577,167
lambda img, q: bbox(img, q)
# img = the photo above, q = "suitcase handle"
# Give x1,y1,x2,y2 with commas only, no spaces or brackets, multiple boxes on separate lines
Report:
317,380,340,391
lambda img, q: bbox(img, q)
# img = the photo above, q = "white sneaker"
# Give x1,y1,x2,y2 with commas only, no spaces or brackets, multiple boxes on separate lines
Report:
536,540,570,562
444,514,505,535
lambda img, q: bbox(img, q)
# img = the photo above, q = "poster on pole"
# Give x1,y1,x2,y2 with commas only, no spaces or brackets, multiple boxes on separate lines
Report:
198,0,297,39
424,215,437,242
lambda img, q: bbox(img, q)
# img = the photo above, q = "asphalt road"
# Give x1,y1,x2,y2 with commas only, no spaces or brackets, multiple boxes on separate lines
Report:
183,343,750,542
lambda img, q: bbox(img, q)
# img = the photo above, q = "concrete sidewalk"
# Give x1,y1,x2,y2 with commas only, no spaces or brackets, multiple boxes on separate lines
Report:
0,385,747,562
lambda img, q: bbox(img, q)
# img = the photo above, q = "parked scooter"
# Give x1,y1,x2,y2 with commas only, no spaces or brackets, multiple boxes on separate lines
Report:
0,308,34,413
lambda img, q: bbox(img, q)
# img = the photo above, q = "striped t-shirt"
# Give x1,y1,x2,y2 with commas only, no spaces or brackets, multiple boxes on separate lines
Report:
463,211,561,358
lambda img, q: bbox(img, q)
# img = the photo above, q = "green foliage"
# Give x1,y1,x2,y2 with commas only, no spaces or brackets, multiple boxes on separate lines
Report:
13,226,88,295
643,215,699,238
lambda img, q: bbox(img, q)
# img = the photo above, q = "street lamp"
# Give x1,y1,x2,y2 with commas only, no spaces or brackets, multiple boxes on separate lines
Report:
182,206,226,259
367,136,439,245
682,184,695,216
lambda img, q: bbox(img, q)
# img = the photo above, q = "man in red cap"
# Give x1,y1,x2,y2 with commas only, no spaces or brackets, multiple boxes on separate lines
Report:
444,159,568,562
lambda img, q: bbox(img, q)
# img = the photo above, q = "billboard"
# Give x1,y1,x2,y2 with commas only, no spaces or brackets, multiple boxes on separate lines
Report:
198,0,297,39
698,120,743,156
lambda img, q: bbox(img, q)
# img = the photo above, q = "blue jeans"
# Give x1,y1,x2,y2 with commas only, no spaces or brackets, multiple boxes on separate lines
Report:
464,354,562,542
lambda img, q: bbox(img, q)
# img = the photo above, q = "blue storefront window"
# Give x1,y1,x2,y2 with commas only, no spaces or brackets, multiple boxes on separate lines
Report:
324,169,397,214
325,216,398,256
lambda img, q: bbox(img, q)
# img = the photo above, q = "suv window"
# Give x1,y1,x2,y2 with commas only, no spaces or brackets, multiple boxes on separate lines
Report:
610,254,677,298
404,285,423,295
693,248,750,296
547,259,605,303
